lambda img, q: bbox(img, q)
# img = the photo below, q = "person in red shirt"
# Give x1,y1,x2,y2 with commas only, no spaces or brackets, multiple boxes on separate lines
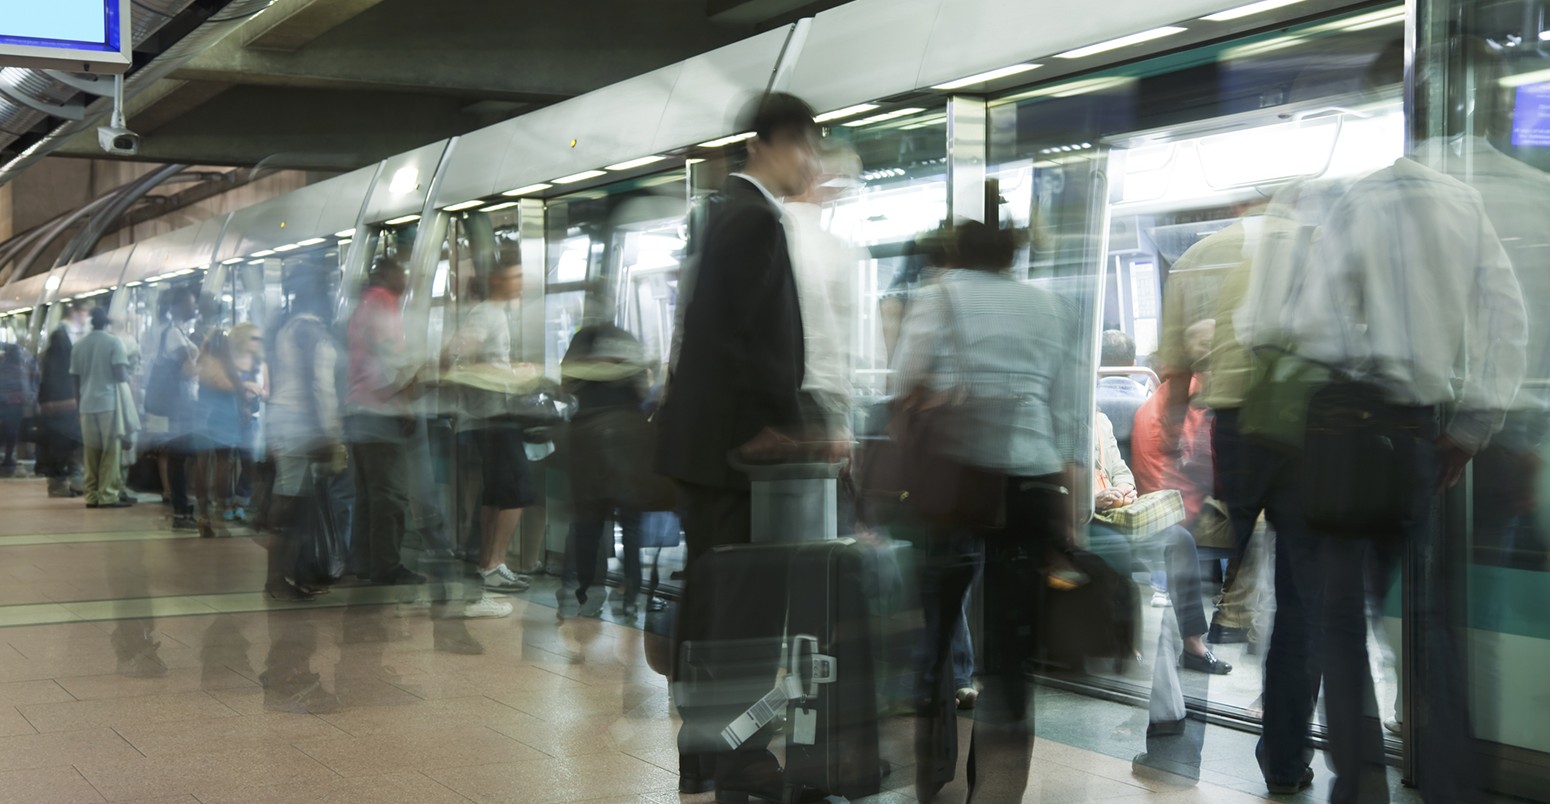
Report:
1131,320,1215,525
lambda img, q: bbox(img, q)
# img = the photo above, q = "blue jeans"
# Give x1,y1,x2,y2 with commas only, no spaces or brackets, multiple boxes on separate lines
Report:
917,534,980,696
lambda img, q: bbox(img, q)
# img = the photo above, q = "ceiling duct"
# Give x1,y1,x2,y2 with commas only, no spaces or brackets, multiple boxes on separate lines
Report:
0,0,199,156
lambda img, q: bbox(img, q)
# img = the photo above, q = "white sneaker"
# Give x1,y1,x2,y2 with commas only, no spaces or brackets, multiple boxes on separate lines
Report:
481,564,530,592
462,594,513,619
1151,591,1171,608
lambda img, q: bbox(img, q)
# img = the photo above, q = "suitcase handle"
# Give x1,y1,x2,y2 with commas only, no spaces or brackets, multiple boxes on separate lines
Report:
790,635,836,700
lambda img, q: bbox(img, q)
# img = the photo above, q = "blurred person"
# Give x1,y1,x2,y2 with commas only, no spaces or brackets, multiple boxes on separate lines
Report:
1131,320,1215,528
1095,329,1169,606
892,220,1084,803
0,342,36,474
262,268,345,602
37,299,89,497
345,256,427,586
444,247,539,619
191,329,252,537
783,137,863,446
654,91,820,797
228,322,267,521
1240,157,1527,802
1088,412,1228,674
70,307,136,509
558,324,656,619
142,287,200,529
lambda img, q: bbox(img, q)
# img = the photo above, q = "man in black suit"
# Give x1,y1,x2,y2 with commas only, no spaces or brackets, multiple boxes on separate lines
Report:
37,300,90,497
655,92,819,798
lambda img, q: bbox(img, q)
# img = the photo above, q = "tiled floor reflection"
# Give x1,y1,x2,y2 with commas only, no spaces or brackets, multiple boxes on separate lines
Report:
0,476,1421,803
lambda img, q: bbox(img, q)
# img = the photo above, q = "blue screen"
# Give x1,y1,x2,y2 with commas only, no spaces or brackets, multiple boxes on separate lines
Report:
0,0,117,52
1513,83,1550,148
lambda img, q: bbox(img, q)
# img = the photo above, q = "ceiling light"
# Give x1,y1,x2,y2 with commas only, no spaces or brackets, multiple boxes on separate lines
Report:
170,269,196,277
685,158,705,165
220,257,245,265
1055,27,1188,59
1221,35,1307,60
814,103,880,123
503,183,552,196
444,200,486,212
1203,0,1307,22
251,249,276,258
122,283,141,289
44,275,61,291
296,237,326,247
931,63,1042,90
247,260,264,265
553,170,607,184
388,167,420,195
1540,30,1550,41
274,243,300,252
480,202,519,212
843,108,927,127
698,132,755,148
604,156,667,171
1343,9,1405,30
1501,67,1550,87
334,229,355,238
385,214,421,226
1308,6,1403,33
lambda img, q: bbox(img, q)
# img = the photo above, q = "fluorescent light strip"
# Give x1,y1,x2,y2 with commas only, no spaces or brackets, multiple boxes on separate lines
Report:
842,107,927,127
1307,6,1403,34
296,237,326,247
553,170,607,184
1501,67,1550,88
334,229,355,238
931,63,1041,90
1222,35,1308,59
385,214,421,226
604,155,667,171
481,202,519,212
698,132,755,148
220,257,245,265
444,200,486,212
122,283,141,289
1055,27,1188,60
814,103,880,123
251,249,276,258
1203,0,1307,22
1344,11,1405,30
273,243,300,252
502,183,552,197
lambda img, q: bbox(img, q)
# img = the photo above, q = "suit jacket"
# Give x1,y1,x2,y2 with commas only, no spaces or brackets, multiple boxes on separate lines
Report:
656,176,805,490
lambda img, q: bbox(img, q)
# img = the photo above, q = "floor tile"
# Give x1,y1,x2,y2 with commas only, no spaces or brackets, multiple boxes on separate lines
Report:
317,696,538,738
424,752,680,804
295,723,547,777
0,727,142,772
74,744,339,801
53,665,257,701
196,770,470,804
0,765,105,803
113,712,349,757
16,691,238,733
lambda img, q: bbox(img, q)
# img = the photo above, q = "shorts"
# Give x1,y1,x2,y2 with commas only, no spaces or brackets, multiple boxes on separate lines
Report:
477,425,536,510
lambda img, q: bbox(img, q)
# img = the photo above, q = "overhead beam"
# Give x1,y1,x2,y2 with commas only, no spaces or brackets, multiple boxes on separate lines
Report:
245,0,392,52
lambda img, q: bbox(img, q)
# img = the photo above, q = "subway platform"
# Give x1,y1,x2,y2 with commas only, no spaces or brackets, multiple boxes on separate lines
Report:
0,474,1425,804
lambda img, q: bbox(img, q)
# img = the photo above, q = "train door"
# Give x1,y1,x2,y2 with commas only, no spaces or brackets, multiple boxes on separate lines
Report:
986,0,1408,751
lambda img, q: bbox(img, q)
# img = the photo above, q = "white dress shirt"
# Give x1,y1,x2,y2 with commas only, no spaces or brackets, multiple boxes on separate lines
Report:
1239,157,1528,452
783,200,860,416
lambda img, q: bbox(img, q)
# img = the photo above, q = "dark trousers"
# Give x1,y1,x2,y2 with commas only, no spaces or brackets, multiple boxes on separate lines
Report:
1214,409,1321,785
37,409,79,479
349,423,414,581
568,509,643,605
165,436,193,516
1088,522,1209,638
0,404,21,465
916,534,980,698
1313,407,1475,803
916,475,1061,803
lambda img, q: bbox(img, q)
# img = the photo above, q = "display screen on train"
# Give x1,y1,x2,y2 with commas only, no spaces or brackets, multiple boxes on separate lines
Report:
1512,83,1550,148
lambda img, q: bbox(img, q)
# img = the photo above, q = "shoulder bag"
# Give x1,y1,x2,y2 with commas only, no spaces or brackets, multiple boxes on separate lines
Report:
144,326,193,419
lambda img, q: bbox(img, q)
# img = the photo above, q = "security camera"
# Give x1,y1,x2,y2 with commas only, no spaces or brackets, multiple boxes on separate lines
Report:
98,125,140,156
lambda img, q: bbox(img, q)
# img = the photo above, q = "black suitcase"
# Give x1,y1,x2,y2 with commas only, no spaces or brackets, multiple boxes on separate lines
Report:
1039,548,1139,672
675,538,883,802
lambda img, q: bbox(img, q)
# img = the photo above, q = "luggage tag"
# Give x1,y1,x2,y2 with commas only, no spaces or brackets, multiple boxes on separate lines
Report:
792,706,817,746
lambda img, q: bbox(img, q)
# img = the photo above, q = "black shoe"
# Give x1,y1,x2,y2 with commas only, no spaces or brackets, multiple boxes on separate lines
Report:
373,565,428,585
171,515,199,531
1147,717,1187,737
680,776,714,795
1132,752,1200,786
265,580,317,602
1182,650,1232,675
1207,622,1250,644
85,502,100,509
1265,766,1315,795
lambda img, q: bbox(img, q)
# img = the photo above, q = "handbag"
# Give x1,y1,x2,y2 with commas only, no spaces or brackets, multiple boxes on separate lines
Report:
895,283,1007,531
1299,380,1416,539
1239,346,1329,451
1092,489,1186,541
144,326,193,419
289,467,347,587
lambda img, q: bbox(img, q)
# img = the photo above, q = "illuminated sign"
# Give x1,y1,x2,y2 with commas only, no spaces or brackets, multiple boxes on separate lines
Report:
0,1,130,73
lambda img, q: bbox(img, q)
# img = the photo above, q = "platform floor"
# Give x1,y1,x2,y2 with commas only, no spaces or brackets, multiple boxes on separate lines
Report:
0,475,1425,804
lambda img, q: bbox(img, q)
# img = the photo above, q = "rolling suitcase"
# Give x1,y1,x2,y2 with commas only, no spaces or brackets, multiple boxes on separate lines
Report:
675,538,883,802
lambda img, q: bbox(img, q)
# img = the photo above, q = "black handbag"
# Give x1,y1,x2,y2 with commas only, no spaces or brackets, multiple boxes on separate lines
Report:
1299,380,1417,539
144,327,193,419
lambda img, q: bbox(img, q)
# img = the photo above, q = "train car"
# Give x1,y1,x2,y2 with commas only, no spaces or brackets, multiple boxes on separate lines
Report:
0,0,1544,795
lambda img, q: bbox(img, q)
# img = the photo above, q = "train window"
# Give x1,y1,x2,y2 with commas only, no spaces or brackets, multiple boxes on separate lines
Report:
987,4,1407,735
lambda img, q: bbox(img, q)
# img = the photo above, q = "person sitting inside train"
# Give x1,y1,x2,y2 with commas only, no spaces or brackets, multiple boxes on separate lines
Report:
1130,319,1215,527
1088,411,1231,676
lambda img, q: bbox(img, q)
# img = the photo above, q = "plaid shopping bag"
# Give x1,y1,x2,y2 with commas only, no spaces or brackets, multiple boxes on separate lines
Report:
1093,489,1185,541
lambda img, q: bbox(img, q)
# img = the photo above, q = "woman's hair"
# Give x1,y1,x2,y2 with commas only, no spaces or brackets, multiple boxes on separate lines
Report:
201,328,242,386
952,220,1020,272
230,322,261,360
367,256,404,289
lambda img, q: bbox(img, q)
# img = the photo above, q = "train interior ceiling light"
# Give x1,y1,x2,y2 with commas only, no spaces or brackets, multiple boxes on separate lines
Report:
0,0,131,72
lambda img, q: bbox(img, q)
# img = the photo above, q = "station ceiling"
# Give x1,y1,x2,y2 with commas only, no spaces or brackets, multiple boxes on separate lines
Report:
44,0,845,171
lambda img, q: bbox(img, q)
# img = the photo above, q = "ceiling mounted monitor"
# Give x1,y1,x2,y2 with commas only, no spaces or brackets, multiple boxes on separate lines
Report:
0,0,130,73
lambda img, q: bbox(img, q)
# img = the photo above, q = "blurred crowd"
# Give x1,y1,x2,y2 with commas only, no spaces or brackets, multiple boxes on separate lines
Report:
0,88,1538,804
